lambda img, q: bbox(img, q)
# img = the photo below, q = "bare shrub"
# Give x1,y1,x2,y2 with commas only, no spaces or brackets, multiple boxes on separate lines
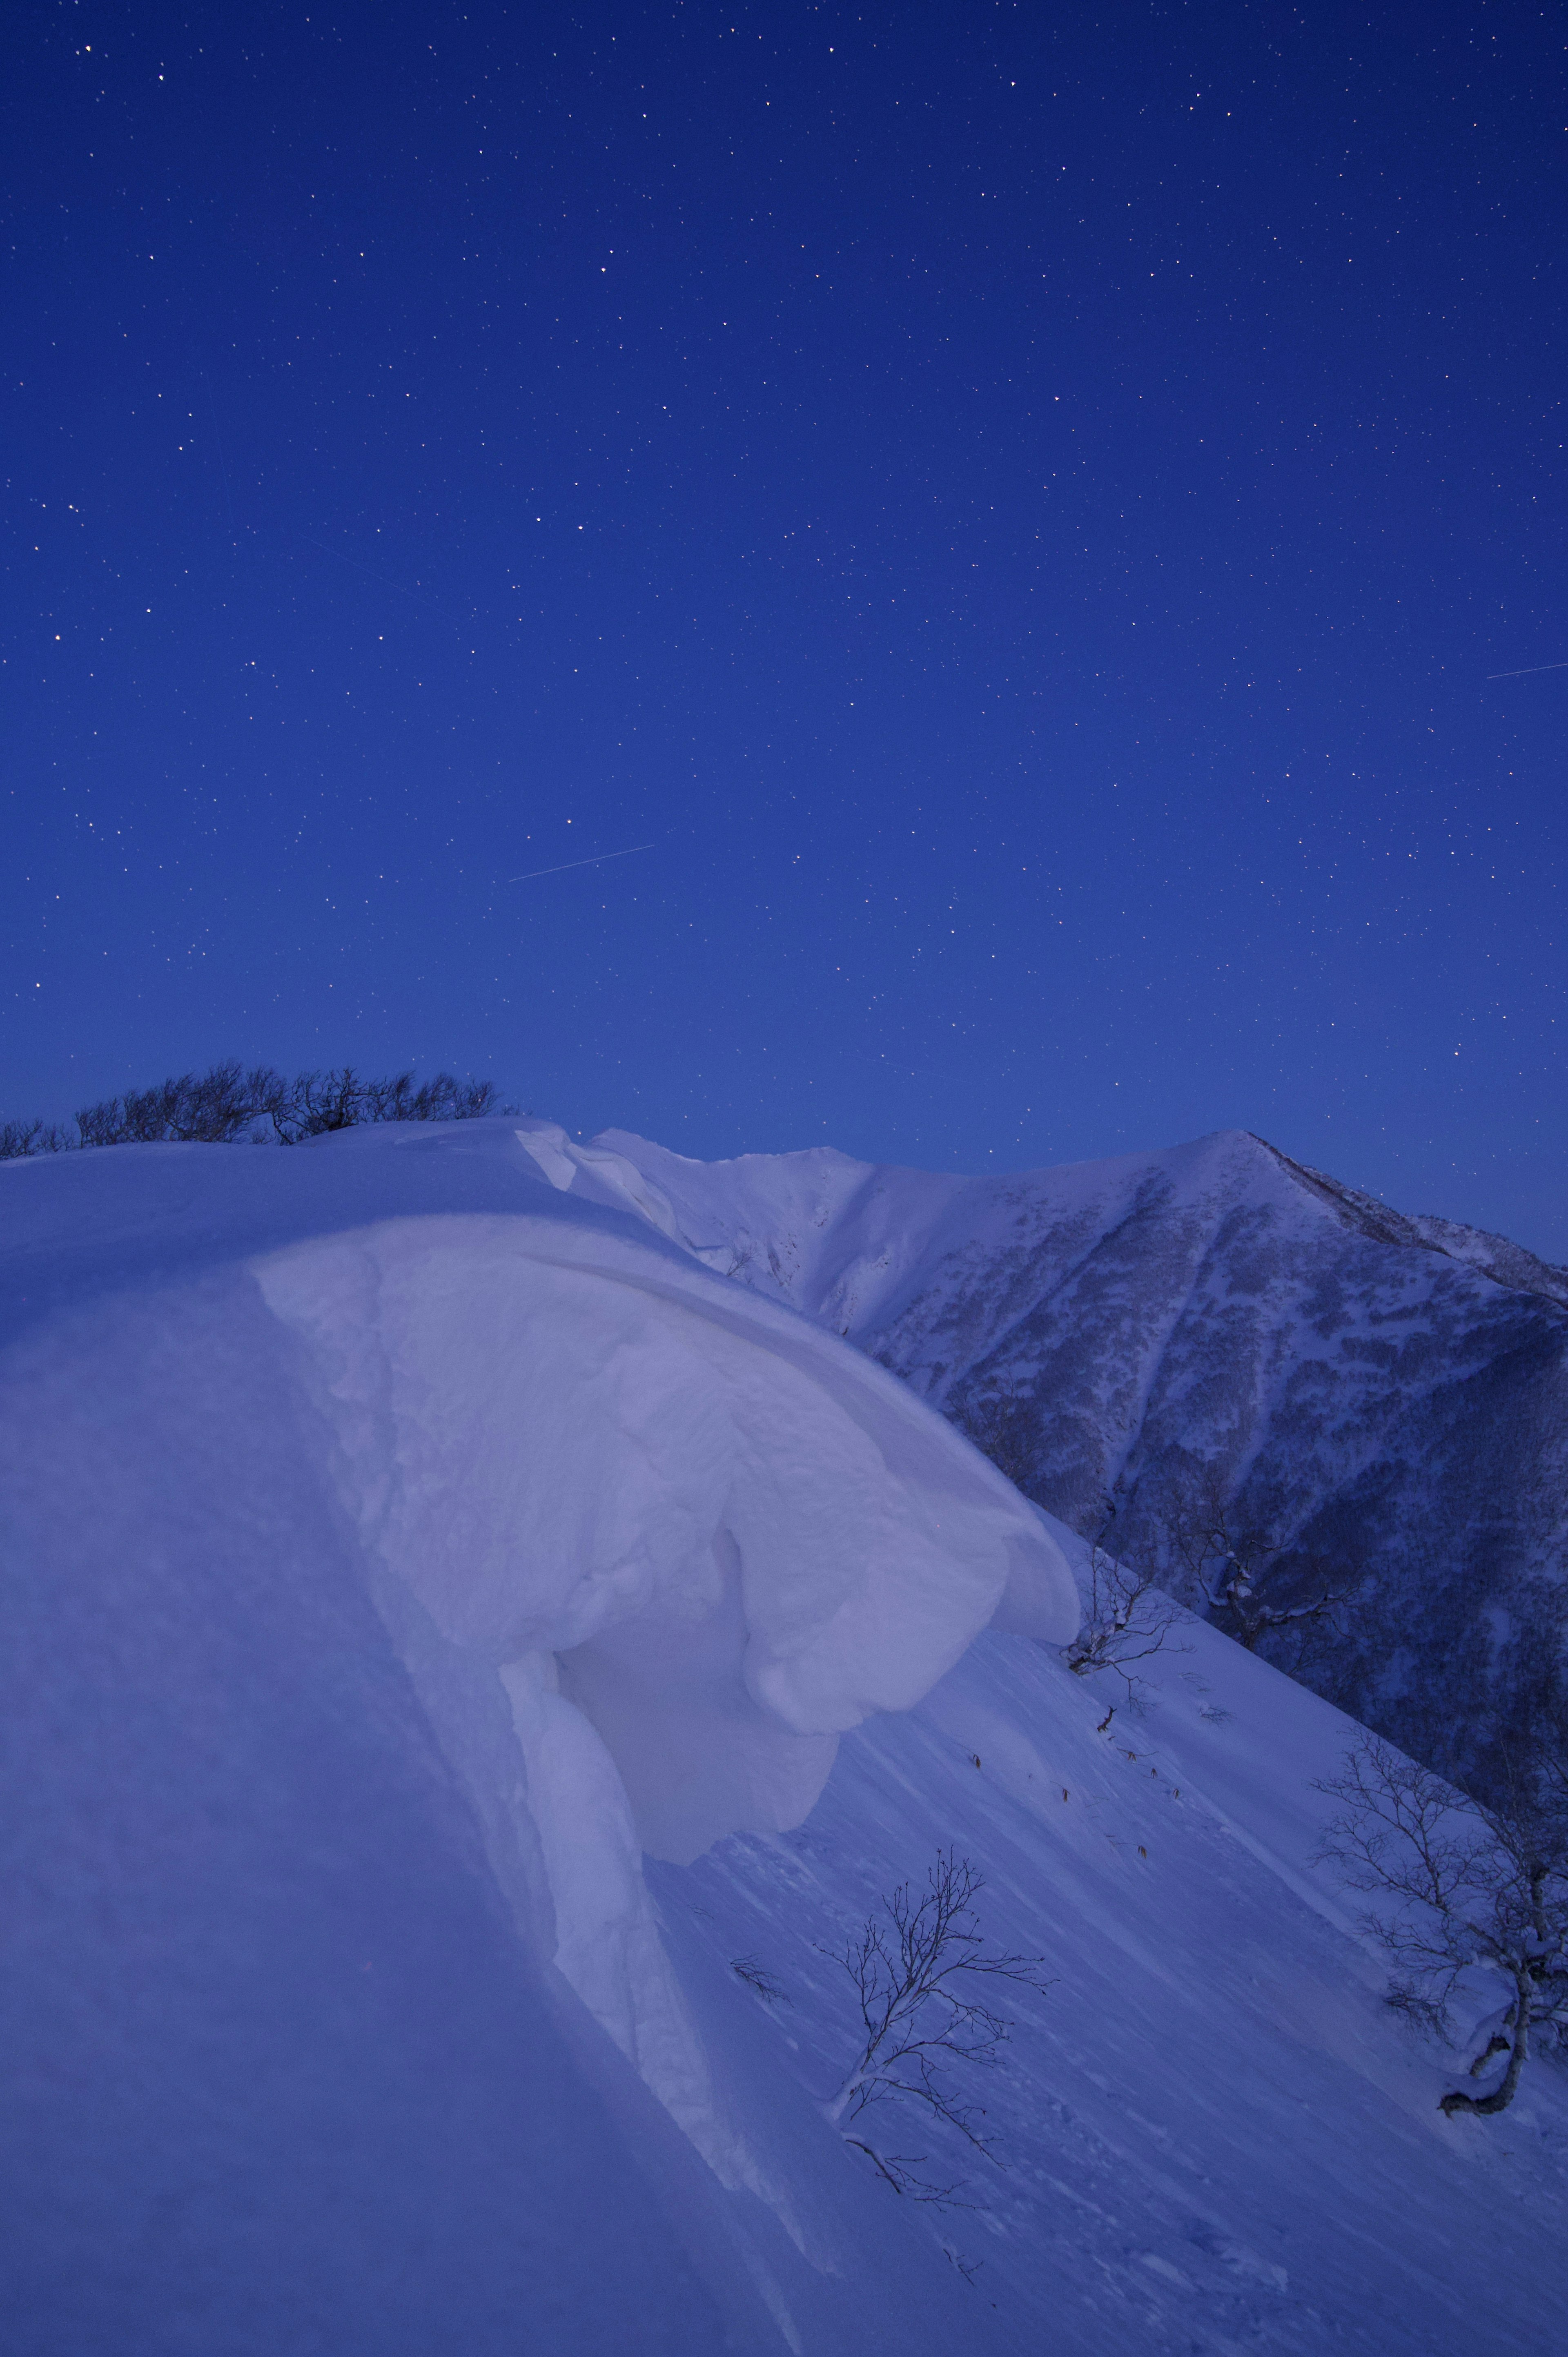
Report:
0,1118,73,1159
731,1956,790,2005
824,1849,1049,2202
1062,1493,1184,1700
1165,1463,1349,1654
267,1067,505,1140
76,1059,281,1145
2,1063,510,1157
1314,1728,1568,2115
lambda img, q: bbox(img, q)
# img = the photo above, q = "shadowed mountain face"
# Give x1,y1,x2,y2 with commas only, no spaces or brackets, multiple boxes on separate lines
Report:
601,1128,1568,1785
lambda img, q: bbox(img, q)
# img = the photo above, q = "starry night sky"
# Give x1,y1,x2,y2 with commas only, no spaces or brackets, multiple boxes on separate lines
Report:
5,2,1566,1250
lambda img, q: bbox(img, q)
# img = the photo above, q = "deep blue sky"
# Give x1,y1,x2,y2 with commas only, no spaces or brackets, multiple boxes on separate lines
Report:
5,1,1566,1250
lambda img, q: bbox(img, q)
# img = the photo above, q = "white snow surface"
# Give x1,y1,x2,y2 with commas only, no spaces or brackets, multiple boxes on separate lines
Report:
593,1124,1568,1781
3,1116,1566,2353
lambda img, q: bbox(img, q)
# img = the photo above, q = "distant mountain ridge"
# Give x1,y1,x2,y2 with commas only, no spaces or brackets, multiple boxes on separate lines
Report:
1260,1139,1568,1311
599,1126,1568,1784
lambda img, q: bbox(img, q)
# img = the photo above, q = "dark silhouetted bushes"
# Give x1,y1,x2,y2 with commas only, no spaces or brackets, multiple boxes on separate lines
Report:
2,1062,511,1158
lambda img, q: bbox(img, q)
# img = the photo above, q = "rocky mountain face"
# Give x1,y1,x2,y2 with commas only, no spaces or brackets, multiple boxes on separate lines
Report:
600,1126,1568,1785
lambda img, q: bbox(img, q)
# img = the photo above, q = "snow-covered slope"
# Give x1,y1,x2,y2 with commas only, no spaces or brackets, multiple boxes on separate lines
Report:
664,1600,1568,2354
599,1126,1568,1780
3,1118,1565,2353
2,1116,1076,2355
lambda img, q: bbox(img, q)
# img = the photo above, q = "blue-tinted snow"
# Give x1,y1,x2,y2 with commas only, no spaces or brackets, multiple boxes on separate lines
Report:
2,1118,1564,2353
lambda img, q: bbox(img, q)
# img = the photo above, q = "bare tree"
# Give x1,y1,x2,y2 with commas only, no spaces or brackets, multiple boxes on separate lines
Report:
954,1403,1185,1710
824,1850,1049,2201
1314,1732,1568,2115
265,1066,506,1141
1062,1493,1184,1699
0,1118,73,1158
2,1063,511,1157
76,1061,280,1145
1165,1464,1348,1653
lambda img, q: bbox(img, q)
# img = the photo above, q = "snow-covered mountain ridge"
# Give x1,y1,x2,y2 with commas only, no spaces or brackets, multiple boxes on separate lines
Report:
4,1118,1565,2353
1261,1139,1568,1310
597,1125,1568,1782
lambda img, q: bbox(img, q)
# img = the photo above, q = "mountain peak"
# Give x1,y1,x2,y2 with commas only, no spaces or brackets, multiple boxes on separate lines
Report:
1255,1135,1568,1309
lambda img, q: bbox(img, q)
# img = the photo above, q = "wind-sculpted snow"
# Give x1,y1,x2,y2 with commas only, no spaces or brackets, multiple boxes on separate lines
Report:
251,1202,1072,2173
5,1115,1567,2353
0,1116,1073,2353
599,1126,1568,1780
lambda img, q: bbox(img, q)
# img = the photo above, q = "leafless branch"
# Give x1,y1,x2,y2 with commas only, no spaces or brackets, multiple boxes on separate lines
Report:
2,1062,512,1157
1314,1732,1568,2115
1062,1493,1185,1695
1165,1464,1350,1653
824,1850,1050,2203
731,1955,791,2005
